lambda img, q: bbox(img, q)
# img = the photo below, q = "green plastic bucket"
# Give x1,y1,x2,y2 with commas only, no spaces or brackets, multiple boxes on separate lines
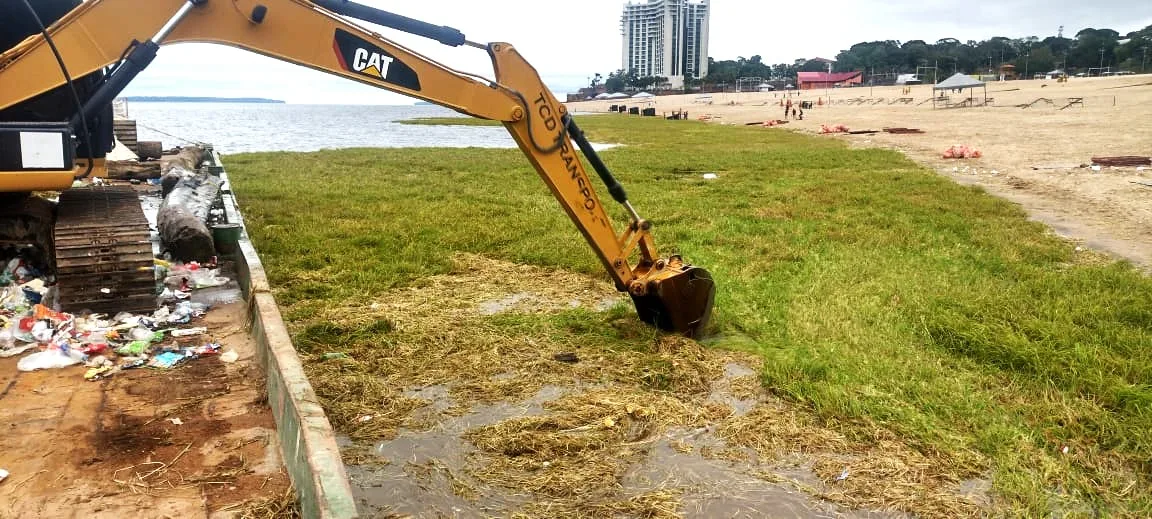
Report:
211,223,243,256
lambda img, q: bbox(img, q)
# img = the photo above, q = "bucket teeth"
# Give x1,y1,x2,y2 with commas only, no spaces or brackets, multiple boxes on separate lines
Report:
54,186,157,315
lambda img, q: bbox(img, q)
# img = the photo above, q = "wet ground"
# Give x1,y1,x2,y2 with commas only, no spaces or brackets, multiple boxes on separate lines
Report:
0,301,290,518
344,360,909,518
299,254,991,518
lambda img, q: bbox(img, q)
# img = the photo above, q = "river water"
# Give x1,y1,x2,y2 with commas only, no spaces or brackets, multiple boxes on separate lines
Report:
129,103,521,154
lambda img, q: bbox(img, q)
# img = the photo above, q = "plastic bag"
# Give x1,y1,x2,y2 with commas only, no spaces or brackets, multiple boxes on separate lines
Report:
1,285,26,311
18,349,83,371
128,327,155,342
171,327,207,337
0,344,37,358
0,327,12,350
31,321,53,343
148,351,186,369
116,340,150,356
191,269,230,289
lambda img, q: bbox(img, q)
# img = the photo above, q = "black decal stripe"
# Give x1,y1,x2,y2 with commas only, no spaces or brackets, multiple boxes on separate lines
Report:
333,29,422,91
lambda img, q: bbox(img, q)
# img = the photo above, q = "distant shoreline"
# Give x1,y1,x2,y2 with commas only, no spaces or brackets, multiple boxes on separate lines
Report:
121,96,286,104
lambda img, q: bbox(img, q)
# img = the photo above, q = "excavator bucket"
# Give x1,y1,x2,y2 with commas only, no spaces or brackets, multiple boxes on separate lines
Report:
630,262,715,338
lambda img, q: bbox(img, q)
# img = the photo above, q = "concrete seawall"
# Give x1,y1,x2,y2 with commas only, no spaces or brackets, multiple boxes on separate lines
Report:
214,151,359,518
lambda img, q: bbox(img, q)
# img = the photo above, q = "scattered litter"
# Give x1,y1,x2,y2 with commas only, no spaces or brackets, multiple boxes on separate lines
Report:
171,327,208,337
0,468,7,483
116,340,151,356
168,417,184,425
1075,246,1085,252
702,173,718,180
358,415,374,423
84,365,114,380
1091,165,1102,172
220,350,239,363
0,344,37,358
836,469,850,481
942,145,982,159
1,252,234,380
18,349,83,371
148,351,187,369
552,352,580,363
1062,446,1069,454
321,352,348,361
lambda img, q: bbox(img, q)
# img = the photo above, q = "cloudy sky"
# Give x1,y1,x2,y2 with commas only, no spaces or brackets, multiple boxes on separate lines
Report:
123,0,1152,104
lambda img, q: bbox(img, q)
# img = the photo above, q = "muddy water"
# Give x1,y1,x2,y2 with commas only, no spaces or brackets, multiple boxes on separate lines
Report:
341,360,912,518
615,362,905,519
622,430,841,518
345,385,566,517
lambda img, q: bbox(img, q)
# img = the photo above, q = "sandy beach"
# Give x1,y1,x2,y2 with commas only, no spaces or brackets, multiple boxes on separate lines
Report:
568,75,1152,266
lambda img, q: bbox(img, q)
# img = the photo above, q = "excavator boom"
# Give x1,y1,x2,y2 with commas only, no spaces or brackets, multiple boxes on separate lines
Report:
0,0,715,336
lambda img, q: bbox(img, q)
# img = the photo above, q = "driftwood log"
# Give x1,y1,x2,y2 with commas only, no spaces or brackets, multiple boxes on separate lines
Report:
157,146,218,262
107,145,208,183
136,141,163,160
161,146,208,174
106,160,161,180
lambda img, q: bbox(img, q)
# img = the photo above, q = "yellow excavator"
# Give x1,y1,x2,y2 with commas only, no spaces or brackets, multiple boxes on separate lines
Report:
0,0,714,336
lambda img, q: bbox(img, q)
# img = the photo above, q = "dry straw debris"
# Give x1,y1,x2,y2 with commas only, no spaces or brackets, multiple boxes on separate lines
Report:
296,253,989,517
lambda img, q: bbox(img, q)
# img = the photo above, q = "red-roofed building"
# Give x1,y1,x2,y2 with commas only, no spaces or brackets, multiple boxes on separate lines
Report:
796,71,863,90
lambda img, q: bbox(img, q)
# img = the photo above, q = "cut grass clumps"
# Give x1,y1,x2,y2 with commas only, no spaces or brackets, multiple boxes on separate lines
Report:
229,115,1152,515
465,388,731,499
721,403,986,517
287,254,735,440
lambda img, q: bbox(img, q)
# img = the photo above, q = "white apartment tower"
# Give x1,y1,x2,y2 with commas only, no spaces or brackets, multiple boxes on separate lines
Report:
621,0,710,88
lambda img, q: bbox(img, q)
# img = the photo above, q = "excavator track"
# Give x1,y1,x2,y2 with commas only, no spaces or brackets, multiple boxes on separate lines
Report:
54,185,157,315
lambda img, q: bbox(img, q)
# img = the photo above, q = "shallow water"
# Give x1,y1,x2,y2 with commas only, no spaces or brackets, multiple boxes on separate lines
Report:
127,103,616,154
339,361,910,518
343,384,566,517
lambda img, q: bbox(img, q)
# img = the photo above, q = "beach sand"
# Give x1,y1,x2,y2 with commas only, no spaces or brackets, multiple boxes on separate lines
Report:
568,75,1152,266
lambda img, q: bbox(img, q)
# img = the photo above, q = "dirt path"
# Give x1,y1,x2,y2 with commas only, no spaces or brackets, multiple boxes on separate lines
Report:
0,302,290,518
568,75,1152,268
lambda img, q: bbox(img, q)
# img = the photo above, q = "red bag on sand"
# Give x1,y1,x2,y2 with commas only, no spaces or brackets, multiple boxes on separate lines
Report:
943,145,982,159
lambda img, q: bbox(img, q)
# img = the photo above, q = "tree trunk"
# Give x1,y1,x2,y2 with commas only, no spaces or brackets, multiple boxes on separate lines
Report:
157,166,221,262
161,146,208,174
106,160,161,180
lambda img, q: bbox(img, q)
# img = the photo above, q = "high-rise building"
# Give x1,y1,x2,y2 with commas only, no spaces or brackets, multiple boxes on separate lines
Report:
620,0,710,88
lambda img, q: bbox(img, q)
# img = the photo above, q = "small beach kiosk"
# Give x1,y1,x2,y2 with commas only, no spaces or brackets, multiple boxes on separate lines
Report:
933,73,987,108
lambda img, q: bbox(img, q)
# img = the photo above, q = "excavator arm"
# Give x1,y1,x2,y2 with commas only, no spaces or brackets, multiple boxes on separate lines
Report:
0,0,714,336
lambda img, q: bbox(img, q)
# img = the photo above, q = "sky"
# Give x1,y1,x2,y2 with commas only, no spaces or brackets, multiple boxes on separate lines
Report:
122,0,1152,104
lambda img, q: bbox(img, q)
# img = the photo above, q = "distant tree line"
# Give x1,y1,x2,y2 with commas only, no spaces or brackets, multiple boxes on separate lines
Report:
588,25,1151,92
831,25,1151,79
